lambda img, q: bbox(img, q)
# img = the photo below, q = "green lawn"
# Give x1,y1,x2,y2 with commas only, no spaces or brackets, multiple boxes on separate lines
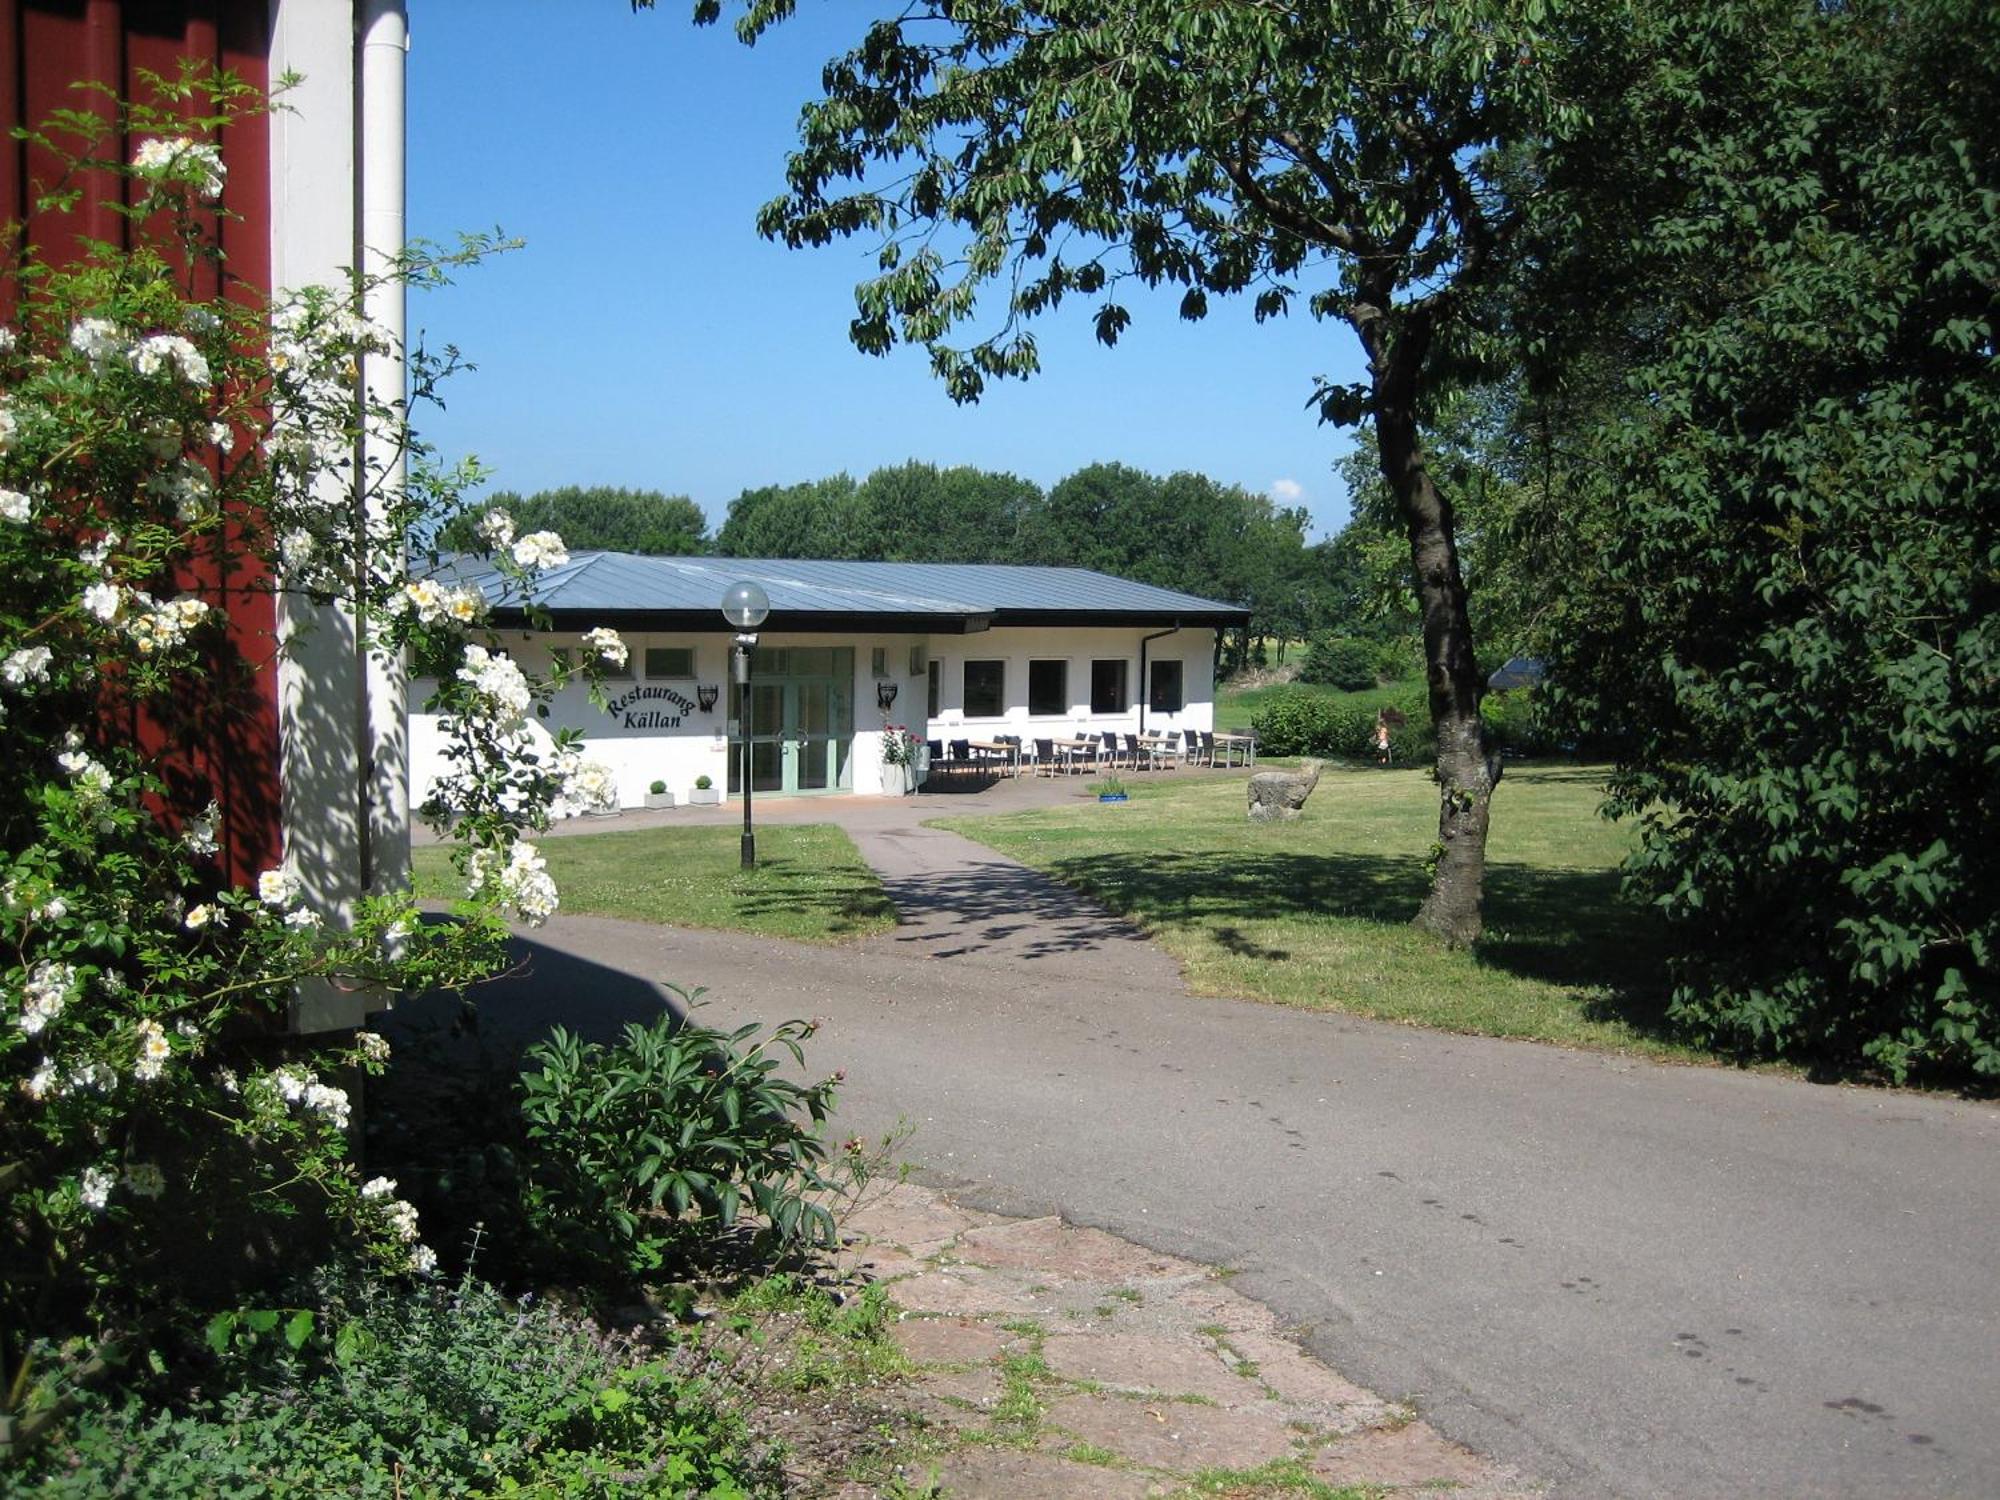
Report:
934,764,1696,1058
412,823,896,943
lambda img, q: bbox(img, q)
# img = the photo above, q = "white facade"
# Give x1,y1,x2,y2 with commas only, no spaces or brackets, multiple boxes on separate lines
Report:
410,624,1219,808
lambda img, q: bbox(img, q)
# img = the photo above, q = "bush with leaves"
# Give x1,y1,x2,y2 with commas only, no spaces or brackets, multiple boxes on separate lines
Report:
1529,0,1999,1078
1299,635,1378,691
517,994,846,1281
0,70,631,1405
11,1264,772,1497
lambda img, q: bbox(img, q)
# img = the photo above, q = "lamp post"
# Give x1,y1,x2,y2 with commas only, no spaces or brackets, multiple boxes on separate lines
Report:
721,580,771,869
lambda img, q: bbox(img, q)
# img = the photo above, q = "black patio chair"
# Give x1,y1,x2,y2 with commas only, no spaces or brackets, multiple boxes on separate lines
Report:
1123,732,1152,771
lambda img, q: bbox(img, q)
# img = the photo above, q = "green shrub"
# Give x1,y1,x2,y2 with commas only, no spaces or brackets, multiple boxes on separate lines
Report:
1299,634,1378,690
518,996,842,1279
8,1268,772,1497
1250,686,1435,763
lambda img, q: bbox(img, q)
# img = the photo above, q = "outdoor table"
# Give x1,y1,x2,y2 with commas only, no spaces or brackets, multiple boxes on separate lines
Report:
1213,732,1257,768
966,738,1020,776
1137,733,1182,769
1052,735,1099,774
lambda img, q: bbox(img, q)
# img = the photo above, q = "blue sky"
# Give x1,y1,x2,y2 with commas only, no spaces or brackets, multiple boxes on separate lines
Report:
405,2,1370,541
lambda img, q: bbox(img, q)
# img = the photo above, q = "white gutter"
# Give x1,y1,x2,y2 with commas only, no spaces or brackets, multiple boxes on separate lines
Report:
358,0,409,896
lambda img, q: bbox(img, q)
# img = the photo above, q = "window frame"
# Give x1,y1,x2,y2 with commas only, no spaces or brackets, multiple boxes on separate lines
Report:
963,658,1007,718
1148,659,1185,714
643,645,694,680
1090,658,1129,715
1027,658,1070,717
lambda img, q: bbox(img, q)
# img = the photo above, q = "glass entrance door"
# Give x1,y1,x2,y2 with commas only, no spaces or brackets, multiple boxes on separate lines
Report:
729,649,854,796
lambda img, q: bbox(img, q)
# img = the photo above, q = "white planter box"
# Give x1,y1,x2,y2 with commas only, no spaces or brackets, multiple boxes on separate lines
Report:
643,790,675,809
687,787,722,806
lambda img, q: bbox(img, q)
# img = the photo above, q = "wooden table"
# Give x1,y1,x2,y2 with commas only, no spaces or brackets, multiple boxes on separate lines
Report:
966,739,1021,776
1213,732,1257,768
1052,736,1100,774
1136,733,1183,769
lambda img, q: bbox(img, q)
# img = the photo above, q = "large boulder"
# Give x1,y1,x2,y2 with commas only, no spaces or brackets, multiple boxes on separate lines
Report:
1247,760,1323,821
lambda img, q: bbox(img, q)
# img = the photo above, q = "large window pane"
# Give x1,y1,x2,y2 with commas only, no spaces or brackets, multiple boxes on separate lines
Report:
1028,659,1068,716
1090,659,1128,714
1148,659,1184,713
643,646,692,679
927,659,940,718
964,659,1005,717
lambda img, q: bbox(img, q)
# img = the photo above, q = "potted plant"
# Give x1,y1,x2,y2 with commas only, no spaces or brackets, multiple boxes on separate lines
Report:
1094,774,1130,803
687,773,721,806
644,778,674,810
879,722,919,796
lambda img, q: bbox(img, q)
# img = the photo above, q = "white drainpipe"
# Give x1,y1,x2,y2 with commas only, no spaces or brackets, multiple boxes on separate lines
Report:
358,0,409,896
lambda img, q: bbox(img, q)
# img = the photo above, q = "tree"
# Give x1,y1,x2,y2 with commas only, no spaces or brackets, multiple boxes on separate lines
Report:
440,484,709,555
670,0,1596,942
714,472,871,557
1525,0,2000,1079
857,459,1040,561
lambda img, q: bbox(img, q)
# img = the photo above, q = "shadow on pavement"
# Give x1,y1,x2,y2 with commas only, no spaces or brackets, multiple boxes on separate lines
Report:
871,855,1152,962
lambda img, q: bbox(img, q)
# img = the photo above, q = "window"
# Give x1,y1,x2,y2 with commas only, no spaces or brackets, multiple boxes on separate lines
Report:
1090,659,1129,714
1028,659,1069,716
871,646,889,678
927,659,940,718
644,646,693,679
1148,659,1184,713
963,659,1005,717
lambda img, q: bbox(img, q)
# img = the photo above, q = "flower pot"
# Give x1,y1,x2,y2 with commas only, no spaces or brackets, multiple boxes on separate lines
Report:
1098,793,1129,803
644,791,675,809
687,787,721,806
881,761,913,796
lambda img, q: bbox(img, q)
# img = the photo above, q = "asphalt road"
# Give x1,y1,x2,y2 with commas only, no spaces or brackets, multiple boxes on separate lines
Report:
410,819,2000,1500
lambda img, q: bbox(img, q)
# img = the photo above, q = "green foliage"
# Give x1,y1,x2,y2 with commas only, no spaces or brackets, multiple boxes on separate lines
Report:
714,473,868,558
1250,688,1431,763
1299,635,1378,692
517,996,842,1278
1529,0,2000,1079
8,1268,768,1497
440,485,709,555
724,1274,906,1393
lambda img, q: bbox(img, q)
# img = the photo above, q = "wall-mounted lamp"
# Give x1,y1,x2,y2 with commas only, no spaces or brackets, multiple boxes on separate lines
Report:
876,680,899,712
696,683,720,714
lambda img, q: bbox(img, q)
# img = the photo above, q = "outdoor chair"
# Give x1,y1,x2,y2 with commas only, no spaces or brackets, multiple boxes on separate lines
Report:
1153,734,1181,770
1033,737,1057,777
1123,732,1152,771
1199,730,1218,767
1100,730,1123,769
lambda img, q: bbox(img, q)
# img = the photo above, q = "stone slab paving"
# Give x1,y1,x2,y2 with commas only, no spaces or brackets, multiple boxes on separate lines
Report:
843,1181,1543,1499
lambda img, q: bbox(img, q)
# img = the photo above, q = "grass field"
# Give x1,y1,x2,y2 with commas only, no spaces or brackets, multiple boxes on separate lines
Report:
934,764,1696,1058
411,823,896,944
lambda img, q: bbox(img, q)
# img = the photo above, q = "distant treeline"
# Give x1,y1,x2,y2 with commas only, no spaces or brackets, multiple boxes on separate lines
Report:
441,462,1398,670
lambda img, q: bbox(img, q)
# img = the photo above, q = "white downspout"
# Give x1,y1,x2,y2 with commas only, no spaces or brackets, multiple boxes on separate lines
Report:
359,0,410,896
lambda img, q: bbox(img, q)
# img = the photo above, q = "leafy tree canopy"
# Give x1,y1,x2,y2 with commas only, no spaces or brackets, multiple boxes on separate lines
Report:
1525,0,2000,1080
441,485,710,555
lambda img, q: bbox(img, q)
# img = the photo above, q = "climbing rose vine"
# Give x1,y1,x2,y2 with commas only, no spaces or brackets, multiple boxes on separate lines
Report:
0,71,621,1383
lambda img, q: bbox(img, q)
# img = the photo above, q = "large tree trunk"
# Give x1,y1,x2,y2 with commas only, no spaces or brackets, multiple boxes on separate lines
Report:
1355,305,1498,945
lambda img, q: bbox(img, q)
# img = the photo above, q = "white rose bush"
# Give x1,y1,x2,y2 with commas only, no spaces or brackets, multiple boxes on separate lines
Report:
0,72,626,1390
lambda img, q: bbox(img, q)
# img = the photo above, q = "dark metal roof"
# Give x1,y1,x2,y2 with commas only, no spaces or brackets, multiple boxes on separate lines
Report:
434,553,1248,633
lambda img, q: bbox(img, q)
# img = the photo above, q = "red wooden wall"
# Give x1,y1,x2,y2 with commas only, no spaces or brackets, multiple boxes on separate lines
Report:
3,0,283,888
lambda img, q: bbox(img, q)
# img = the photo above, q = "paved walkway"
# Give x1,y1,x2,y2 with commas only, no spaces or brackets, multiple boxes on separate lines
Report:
395,773,2000,1500
835,1180,1536,1498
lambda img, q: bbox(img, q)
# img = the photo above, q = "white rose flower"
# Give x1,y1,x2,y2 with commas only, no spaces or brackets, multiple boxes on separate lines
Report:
123,1162,166,1199
23,1057,56,1101
283,907,322,931
510,531,569,571
258,867,302,907
131,136,226,201
2,646,52,687
184,903,224,931
79,1167,114,1212
132,333,211,388
0,487,31,523
0,403,17,452
278,529,316,570
69,318,125,368
355,1031,391,1064
183,802,221,857
82,581,122,622
408,1244,438,1276
361,1175,397,1200
582,626,629,668
133,1019,171,1082
475,510,515,549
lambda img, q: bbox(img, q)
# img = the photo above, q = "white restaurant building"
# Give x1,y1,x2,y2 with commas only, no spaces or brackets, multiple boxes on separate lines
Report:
410,554,1249,805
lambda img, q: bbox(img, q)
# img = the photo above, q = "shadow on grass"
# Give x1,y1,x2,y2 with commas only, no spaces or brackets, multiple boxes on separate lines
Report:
723,854,895,936
1040,847,1675,1041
